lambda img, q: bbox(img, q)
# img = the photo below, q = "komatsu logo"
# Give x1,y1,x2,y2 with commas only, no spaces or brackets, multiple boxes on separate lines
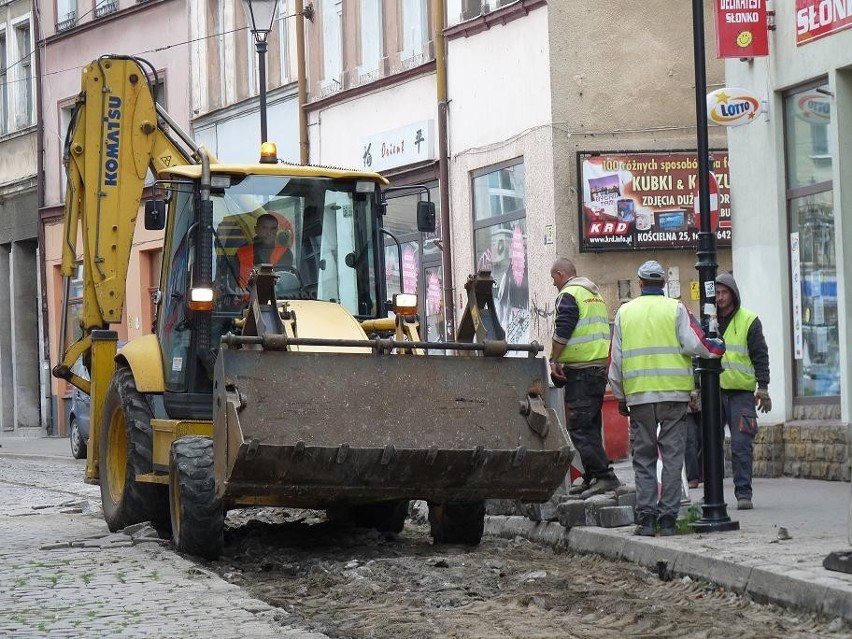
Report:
103,96,121,187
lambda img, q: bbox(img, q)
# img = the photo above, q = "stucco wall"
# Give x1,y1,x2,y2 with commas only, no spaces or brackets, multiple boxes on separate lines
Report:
547,2,731,318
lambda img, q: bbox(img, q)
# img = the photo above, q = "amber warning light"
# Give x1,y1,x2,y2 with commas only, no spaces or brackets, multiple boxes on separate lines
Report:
260,142,278,164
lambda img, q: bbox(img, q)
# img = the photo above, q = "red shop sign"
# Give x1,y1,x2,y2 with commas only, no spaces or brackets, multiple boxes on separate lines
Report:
796,0,852,45
715,0,769,58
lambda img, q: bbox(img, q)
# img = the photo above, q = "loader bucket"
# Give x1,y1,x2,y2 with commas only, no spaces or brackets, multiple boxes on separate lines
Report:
212,346,572,508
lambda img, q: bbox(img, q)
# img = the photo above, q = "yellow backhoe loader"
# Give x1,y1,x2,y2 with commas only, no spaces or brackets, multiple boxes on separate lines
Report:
52,55,572,559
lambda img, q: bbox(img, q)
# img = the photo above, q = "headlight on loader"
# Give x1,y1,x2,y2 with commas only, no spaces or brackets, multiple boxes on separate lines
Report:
393,293,418,316
188,287,214,311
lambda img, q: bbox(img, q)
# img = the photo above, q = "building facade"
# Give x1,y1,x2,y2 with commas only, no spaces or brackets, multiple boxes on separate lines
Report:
0,0,41,436
38,0,193,436
725,1,852,445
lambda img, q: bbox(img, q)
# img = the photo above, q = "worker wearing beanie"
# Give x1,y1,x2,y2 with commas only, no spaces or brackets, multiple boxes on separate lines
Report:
609,260,725,536
715,272,771,511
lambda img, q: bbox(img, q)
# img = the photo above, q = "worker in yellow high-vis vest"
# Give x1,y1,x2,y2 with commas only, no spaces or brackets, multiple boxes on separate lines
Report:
608,260,725,537
716,272,771,512
549,257,620,499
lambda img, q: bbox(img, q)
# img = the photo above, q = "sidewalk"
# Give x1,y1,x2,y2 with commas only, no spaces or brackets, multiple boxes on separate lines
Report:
5,436,852,622
487,460,852,623
0,435,73,461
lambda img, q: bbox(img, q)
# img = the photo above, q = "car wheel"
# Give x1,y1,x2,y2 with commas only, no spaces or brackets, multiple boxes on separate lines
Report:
70,418,87,460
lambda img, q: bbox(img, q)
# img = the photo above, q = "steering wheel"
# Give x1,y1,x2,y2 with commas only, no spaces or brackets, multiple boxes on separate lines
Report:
273,268,304,298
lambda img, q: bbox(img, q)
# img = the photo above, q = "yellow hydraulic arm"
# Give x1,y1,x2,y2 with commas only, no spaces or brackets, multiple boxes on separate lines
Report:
55,55,212,391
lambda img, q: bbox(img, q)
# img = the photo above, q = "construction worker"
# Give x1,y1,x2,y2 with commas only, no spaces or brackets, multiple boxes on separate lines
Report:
716,272,771,511
235,212,294,288
608,260,725,536
549,257,620,499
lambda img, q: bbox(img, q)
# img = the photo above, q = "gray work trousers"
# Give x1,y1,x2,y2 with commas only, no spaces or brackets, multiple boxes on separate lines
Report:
629,401,688,520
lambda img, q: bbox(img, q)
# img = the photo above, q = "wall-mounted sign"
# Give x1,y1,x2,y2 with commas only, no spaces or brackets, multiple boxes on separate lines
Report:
578,151,732,253
361,120,435,173
715,0,769,58
707,87,762,126
796,0,852,45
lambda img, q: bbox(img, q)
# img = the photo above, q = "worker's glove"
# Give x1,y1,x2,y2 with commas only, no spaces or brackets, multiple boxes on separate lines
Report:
618,401,630,417
755,388,772,413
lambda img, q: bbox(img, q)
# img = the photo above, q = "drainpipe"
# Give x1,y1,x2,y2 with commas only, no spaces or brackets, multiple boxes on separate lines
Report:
433,0,454,340
295,0,310,164
33,0,53,433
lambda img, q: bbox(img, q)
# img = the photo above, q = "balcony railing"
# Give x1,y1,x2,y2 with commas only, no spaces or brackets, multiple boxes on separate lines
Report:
56,11,77,32
95,0,118,18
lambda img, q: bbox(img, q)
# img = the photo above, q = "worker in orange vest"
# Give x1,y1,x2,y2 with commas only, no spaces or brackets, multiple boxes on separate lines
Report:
235,212,294,289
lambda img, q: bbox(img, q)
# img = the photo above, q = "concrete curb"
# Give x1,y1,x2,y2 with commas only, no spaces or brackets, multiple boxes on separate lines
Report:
0,452,80,465
485,515,852,622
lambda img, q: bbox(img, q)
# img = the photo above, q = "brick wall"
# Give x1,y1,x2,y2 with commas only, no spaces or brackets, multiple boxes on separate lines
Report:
724,421,850,482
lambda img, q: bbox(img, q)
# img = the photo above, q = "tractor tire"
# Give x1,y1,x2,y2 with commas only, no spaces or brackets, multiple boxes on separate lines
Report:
99,367,170,532
352,500,409,534
428,500,486,546
169,436,224,560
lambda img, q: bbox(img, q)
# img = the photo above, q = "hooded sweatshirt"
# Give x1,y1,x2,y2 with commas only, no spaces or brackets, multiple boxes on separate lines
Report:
716,272,770,389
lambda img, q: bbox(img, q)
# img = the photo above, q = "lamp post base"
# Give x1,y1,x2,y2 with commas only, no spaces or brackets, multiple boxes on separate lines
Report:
691,501,740,533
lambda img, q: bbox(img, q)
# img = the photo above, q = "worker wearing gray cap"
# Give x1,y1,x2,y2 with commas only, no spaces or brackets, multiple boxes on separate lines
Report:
608,260,725,537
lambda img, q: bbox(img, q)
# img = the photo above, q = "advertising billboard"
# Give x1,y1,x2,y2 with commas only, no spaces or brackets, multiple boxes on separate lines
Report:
578,151,732,252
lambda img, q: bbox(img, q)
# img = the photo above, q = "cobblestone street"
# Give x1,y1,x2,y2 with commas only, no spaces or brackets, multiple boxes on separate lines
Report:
0,456,326,638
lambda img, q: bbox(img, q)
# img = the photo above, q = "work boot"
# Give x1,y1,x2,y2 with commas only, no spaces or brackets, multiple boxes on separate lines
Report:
658,514,677,536
737,498,753,510
634,513,656,537
579,477,622,499
568,479,591,495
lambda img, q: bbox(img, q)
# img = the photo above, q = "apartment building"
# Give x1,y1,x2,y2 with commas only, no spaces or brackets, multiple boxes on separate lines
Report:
0,0,40,436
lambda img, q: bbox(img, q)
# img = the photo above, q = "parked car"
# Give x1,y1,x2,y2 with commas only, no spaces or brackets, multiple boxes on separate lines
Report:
69,358,91,460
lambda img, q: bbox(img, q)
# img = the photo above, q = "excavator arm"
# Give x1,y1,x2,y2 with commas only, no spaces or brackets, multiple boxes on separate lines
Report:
54,55,213,389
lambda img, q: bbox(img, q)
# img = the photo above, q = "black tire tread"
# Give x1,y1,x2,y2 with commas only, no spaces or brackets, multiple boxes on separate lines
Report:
100,367,169,531
429,501,486,546
170,436,223,560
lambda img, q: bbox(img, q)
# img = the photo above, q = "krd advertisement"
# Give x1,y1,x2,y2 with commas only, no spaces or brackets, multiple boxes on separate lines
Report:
578,151,732,252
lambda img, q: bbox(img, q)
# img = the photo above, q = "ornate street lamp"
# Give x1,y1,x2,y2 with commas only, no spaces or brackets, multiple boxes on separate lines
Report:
690,0,738,534
242,0,280,144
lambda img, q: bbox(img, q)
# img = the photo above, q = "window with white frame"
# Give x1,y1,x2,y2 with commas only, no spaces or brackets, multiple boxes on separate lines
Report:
0,30,7,136
401,0,427,60
321,0,342,89
471,160,529,345
358,1,382,77
56,0,78,30
278,0,290,83
14,19,33,128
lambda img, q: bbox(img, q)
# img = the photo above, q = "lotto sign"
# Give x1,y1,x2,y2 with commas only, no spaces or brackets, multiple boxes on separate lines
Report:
715,0,769,58
796,0,852,45
707,88,762,127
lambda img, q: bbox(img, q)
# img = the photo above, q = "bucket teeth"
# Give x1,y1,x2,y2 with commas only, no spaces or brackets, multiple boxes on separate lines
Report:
336,443,350,464
381,444,395,465
512,446,527,467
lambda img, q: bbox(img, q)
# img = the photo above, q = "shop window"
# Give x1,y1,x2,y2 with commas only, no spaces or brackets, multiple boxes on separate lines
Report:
784,82,837,398
382,181,444,343
472,160,529,344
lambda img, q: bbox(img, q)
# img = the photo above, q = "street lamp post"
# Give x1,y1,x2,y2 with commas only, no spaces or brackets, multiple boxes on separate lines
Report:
690,0,738,533
242,0,280,145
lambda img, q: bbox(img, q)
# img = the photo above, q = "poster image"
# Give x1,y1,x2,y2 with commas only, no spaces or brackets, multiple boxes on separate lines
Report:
578,151,732,252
